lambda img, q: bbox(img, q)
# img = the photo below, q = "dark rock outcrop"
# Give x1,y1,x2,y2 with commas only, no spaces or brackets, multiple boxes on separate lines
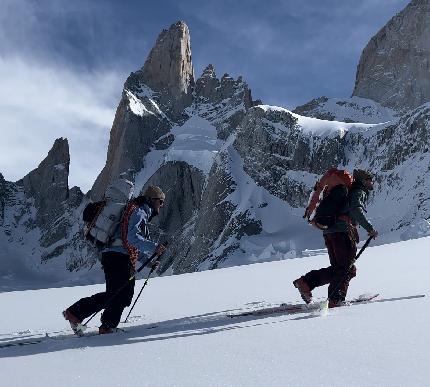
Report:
353,0,430,110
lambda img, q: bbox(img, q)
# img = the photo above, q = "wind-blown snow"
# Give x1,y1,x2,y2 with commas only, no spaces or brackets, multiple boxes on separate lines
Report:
0,236,428,386
258,104,376,137
295,96,396,124
134,114,222,193
169,115,222,174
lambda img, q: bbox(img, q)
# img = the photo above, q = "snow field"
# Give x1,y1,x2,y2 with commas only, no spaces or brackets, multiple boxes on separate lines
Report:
0,237,428,386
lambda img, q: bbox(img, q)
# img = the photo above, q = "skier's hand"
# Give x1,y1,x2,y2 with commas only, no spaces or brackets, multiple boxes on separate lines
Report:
151,259,160,270
155,244,166,256
368,229,378,239
303,207,311,220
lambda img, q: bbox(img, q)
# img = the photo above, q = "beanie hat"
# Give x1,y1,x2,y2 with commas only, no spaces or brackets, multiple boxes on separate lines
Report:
143,186,166,200
353,169,374,182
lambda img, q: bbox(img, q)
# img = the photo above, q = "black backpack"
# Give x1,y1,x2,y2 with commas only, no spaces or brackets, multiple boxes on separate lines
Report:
313,184,349,229
82,201,106,248
82,200,106,223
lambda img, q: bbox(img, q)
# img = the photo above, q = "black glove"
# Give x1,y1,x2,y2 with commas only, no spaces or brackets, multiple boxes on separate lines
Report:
151,260,160,270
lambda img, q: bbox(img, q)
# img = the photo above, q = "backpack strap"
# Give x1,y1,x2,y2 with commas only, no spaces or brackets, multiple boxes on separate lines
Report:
84,200,106,240
121,202,140,266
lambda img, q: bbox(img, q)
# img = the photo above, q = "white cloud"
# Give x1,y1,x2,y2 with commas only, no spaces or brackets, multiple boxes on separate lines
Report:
0,56,123,192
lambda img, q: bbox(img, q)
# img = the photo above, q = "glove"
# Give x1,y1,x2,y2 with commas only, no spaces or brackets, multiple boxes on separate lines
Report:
368,229,378,239
151,260,160,270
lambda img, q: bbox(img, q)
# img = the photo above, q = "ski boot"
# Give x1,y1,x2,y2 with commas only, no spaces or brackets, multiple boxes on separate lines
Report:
99,324,115,335
293,277,313,304
62,309,86,336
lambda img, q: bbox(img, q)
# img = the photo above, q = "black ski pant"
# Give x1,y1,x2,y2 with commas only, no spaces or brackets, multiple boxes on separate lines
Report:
302,232,357,302
67,252,135,328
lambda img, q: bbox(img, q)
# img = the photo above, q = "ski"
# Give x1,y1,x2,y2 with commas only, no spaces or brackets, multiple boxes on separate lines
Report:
228,293,381,318
0,323,159,350
0,329,104,349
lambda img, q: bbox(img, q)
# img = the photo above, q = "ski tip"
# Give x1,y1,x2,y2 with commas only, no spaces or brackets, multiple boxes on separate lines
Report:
318,300,329,316
356,293,380,301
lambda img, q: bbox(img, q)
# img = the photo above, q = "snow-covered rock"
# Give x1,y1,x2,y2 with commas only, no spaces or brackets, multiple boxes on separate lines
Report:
293,96,395,124
1,8,430,287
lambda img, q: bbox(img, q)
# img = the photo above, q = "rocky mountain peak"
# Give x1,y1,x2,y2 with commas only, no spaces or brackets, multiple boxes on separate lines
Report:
138,20,194,117
17,138,71,247
352,0,430,111
201,64,216,79
196,64,220,101
20,138,70,195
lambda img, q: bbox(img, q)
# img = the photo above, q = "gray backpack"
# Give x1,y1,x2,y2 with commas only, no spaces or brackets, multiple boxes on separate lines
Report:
84,179,134,248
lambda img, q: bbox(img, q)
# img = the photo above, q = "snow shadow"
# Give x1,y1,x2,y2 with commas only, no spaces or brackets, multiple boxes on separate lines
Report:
0,294,425,358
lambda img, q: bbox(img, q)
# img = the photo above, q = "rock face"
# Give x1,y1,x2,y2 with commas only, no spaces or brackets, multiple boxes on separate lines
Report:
195,66,254,140
90,91,172,200
353,0,430,111
0,138,88,280
137,21,194,120
91,22,195,200
235,106,344,207
344,103,430,234
17,138,71,248
0,173,8,224
140,161,205,240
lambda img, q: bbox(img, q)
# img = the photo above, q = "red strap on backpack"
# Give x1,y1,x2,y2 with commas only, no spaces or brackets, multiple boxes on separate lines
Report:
121,202,140,267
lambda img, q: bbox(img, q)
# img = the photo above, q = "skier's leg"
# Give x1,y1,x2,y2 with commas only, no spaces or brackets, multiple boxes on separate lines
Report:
100,253,135,329
327,233,357,303
66,292,108,322
294,235,336,303
301,234,336,290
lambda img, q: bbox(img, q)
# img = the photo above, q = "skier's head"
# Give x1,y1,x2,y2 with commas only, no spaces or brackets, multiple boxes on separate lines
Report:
353,169,374,191
141,185,166,215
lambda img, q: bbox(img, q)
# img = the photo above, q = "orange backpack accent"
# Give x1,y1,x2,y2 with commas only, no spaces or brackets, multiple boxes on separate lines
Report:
303,168,353,221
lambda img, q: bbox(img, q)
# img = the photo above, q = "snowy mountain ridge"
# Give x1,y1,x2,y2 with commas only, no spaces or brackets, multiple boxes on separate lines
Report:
1,2,430,288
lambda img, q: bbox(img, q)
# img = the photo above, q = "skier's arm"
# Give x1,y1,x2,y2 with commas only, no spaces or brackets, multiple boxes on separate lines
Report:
348,190,374,233
126,208,157,257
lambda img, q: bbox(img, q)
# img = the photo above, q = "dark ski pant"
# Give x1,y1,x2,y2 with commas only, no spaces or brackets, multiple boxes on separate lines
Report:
303,232,357,302
67,252,135,328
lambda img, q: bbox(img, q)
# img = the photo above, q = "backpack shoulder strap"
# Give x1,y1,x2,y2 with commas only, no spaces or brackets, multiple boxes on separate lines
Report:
120,202,140,264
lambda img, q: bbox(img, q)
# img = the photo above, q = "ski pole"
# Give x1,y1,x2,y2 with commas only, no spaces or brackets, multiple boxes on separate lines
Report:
354,235,372,261
322,235,373,312
82,251,160,328
123,259,159,323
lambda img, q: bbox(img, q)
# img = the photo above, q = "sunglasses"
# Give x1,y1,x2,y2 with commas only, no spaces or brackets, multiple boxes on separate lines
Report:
154,198,164,205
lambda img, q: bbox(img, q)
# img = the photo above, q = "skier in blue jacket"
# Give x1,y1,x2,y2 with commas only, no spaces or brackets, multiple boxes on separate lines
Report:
63,186,166,334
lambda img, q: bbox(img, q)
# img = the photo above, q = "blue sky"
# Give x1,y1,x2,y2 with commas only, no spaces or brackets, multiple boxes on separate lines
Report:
0,0,410,191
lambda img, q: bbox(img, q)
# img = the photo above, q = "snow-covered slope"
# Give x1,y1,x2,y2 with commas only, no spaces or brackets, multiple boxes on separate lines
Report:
0,236,428,386
293,96,396,124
